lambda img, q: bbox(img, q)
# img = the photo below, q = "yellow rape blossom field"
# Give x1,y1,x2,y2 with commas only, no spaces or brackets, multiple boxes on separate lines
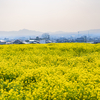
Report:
0,43,100,100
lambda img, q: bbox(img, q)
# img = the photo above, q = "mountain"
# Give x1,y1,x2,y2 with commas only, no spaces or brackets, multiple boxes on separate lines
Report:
0,29,100,39
0,29,43,38
50,29,100,38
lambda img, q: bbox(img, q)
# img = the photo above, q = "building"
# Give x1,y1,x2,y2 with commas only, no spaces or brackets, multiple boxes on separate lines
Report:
56,37,69,43
12,39,24,44
76,36,87,43
29,40,39,44
0,40,6,45
94,39,100,44
39,40,46,44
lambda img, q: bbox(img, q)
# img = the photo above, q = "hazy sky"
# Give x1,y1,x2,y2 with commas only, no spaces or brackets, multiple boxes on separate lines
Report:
0,0,100,32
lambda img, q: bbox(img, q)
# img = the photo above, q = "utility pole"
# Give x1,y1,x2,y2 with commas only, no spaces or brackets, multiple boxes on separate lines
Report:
78,31,79,37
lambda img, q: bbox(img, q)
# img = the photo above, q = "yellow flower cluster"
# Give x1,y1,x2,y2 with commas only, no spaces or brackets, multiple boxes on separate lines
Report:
0,43,100,99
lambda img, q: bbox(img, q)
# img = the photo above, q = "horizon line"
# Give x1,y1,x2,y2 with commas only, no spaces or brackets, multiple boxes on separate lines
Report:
0,28,100,33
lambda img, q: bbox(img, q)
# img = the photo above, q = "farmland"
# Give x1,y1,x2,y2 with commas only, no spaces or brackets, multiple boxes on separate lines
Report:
0,43,100,100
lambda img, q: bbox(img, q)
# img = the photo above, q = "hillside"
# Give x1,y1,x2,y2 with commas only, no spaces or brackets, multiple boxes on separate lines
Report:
0,29,100,38
0,43,100,99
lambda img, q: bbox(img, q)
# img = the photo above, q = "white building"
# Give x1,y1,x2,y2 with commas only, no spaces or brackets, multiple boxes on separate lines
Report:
29,40,35,43
39,40,46,44
0,40,6,44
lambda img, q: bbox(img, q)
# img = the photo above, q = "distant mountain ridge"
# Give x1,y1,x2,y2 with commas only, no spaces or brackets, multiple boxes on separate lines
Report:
0,29,100,38
0,29,43,38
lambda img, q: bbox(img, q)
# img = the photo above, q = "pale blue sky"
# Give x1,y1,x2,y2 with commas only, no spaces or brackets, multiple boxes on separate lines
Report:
0,0,100,32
